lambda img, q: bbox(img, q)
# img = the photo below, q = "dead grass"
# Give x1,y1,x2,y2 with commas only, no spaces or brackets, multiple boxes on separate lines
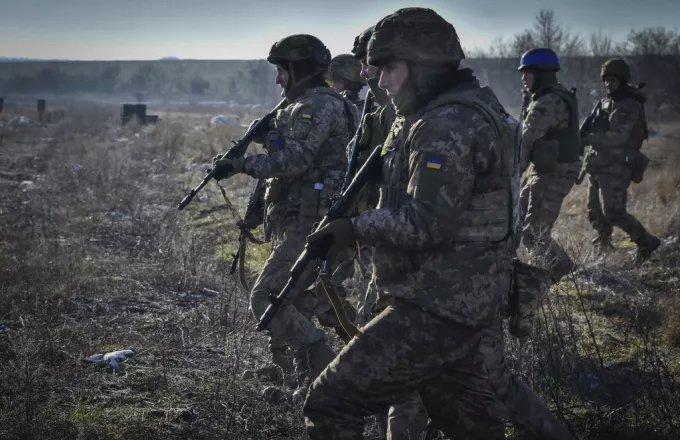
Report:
1,101,679,439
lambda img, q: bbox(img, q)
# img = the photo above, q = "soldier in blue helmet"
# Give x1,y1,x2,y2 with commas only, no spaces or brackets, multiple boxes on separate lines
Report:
518,48,582,282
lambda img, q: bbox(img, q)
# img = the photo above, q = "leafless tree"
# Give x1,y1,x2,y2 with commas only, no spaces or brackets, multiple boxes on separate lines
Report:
589,30,613,57
507,10,585,57
488,36,510,58
511,30,536,57
622,27,680,56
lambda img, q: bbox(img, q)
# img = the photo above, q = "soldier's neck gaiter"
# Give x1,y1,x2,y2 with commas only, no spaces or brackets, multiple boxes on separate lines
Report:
366,77,389,106
285,74,329,102
392,65,473,117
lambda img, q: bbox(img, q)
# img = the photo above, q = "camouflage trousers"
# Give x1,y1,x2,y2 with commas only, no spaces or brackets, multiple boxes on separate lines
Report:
304,301,575,440
482,319,576,440
304,301,504,440
250,213,336,382
587,172,653,246
520,162,580,280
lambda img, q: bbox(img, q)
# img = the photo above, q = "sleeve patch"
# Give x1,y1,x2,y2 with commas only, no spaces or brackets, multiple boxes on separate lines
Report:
300,109,313,119
426,157,442,170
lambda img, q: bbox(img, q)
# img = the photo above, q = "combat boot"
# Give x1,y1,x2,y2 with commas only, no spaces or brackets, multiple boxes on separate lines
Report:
635,235,661,266
292,340,336,399
550,245,575,283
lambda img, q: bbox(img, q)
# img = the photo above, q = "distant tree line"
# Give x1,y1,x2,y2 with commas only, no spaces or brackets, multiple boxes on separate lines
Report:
0,60,280,105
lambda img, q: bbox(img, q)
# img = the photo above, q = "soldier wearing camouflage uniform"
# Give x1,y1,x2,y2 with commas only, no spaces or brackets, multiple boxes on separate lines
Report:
350,26,430,440
582,58,660,264
329,54,366,115
518,48,581,282
301,9,575,440
211,34,357,388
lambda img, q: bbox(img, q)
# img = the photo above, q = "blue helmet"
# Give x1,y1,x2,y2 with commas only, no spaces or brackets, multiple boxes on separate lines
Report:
518,48,560,72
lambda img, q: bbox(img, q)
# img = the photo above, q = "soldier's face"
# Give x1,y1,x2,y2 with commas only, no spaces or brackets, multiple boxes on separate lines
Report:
360,62,380,80
603,76,621,94
379,59,408,97
275,65,289,89
521,69,535,91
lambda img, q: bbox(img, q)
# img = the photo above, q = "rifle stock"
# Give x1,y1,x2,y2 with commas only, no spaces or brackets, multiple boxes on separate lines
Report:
256,143,384,332
177,99,287,211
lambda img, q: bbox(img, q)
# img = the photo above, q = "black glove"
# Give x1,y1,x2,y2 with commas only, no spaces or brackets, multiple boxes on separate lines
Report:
211,155,244,181
306,218,355,260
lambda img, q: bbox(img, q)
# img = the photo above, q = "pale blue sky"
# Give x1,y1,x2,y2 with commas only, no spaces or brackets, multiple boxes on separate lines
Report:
1,0,678,60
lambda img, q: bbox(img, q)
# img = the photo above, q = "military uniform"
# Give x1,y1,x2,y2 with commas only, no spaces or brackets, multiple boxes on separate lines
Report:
305,9,511,439
583,59,660,263
217,35,358,386
302,11,576,440
329,54,366,117
518,49,581,281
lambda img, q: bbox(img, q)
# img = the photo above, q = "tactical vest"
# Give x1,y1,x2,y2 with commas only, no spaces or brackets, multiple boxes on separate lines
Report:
532,85,580,163
380,86,521,244
598,94,648,152
264,87,355,220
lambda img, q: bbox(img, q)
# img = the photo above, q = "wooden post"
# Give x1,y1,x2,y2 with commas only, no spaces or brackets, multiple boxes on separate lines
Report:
37,99,46,123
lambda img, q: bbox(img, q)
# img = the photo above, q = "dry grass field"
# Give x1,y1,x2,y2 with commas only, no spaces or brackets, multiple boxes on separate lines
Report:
0,100,679,440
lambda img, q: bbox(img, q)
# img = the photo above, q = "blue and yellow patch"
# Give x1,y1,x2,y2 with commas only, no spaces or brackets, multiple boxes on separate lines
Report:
300,110,313,120
426,157,442,170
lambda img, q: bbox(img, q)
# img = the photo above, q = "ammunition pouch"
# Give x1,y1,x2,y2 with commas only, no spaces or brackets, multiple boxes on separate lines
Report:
629,152,649,184
507,259,552,338
531,139,559,173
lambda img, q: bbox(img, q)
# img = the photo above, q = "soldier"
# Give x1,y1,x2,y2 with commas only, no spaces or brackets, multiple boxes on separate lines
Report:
211,34,357,390
302,8,574,439
329,54,366,114
581,59,660,264
350,26,429,440
518,48,582,282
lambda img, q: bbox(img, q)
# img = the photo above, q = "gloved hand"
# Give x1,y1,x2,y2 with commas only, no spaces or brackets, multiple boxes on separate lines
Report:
211,154,245,181
306,218,355,260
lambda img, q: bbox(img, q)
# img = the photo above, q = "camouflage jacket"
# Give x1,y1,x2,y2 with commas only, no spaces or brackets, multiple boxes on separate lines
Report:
521,84,578,173
351,80,515,328
584,87,647,174
587,91,646,153
243,86,355,222
349,101,396,211
340,90,361,128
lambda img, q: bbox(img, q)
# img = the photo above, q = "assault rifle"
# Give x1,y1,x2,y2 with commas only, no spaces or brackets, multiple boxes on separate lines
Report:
177,98,287,211
256,143,384,332
576,100,605,185
342,92,375,192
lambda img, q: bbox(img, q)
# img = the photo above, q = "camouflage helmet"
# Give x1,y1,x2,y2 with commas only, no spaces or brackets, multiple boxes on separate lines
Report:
267,34,331,70
600,58,630,82
352,26,373,61
367,7,465,67
329,54,363,85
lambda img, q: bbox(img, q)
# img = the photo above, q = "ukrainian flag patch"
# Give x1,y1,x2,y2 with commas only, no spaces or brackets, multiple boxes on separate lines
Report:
301,110,313,119
426,157,442,170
